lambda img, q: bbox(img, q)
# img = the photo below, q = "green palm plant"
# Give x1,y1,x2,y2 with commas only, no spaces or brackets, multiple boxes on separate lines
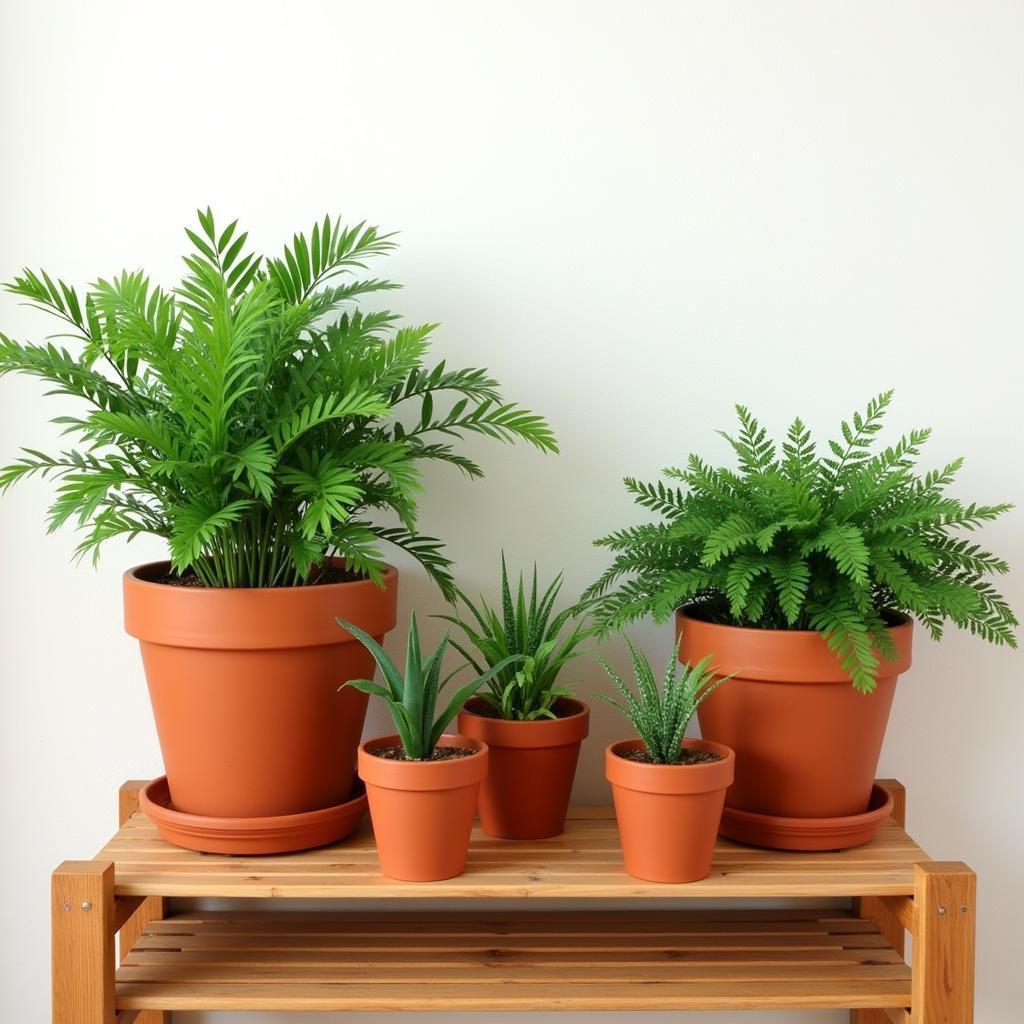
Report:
596,642,727,765
439,557,593,720
339,613,519,760
588,392,1017,691
0,209,556,590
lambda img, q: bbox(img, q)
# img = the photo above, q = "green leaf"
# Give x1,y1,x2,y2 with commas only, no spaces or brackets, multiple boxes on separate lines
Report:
0,210,551,587
590,393,1016,687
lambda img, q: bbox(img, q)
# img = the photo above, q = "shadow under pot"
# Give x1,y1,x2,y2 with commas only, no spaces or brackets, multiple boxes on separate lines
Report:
123,560,398,826
358,734,488,882
457,696,590,840
677,606,913,820
606,737,734,883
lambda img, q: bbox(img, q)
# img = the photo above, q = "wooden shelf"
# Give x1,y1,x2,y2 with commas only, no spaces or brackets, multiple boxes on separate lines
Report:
116,909,911,1013
50,779,977,1024
96,805,929,900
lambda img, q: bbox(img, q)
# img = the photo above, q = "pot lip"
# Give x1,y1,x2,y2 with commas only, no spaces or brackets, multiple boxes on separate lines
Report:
461,694,588,721
124,557,399,648
357,733,489,791
676,604,913,683
125,558,398,594
458,696,590,748
605,736,735,795
677,604,913,637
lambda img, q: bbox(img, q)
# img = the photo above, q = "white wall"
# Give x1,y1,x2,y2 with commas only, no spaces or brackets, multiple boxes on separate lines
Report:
2,1,1022,1021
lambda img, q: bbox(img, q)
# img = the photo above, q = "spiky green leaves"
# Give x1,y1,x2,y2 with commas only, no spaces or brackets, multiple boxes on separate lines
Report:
0,210,557,588
439,557,593,721
339,613,520,760
589,393,1017,692
596,642,727,764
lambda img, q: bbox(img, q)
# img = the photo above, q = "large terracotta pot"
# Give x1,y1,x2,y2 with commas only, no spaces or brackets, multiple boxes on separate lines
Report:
358,734,488,882
677,607,913,819
124,559,398,819
606,737,734,883
458,696,589,839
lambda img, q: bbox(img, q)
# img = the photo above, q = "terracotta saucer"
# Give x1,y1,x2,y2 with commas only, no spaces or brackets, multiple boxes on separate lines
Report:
718,783,895,852
139,776,368,855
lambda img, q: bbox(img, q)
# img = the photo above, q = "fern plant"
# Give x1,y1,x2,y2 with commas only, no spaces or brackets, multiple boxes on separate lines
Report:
438,557,593,721
597,642,725,764
588,392,1017,692
339,613,519,760
0,210,556,590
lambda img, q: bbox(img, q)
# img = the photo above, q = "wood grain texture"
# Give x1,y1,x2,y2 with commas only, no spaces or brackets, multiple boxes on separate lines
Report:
853,778,910,1024
116,782,167,1024
52,860,115,1024
96,803,930,900
116,909,912,1012
911,862,975,1024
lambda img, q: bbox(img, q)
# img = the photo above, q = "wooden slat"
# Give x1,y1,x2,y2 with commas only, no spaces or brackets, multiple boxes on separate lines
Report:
116,910,911,1013
116,782,168,1024
852,778,910,1024
95,804,929,900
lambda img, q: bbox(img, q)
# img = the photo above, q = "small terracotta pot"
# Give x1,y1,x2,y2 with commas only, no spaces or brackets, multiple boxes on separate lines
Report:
678,607,913,820
458,697,590,839
124,560,398,820
606,737,734,883
358,734,488,881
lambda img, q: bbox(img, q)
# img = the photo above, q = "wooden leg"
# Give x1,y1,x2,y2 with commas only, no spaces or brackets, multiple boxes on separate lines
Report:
852,780,908,1024
910,862,976,1024
117,782,168,1024
52,860,115,1024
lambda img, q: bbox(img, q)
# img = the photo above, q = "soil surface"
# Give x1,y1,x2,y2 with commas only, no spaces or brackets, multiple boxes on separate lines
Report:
621,748,724,766
147,563,367,587
372,745,476,762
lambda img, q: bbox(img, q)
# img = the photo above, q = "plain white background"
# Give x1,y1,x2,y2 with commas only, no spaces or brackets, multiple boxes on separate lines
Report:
2,2,1022,1021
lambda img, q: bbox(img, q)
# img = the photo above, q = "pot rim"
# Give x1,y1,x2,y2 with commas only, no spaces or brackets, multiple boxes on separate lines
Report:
677,604,912,637
124,559,399,649
126,558,397,594
358,733,489,792
458,696,590,748
676,605,913,683
605,737,735,795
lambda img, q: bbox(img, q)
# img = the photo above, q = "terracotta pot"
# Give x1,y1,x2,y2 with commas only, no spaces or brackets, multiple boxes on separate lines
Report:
458,697,589,839
677,607,913,819
358,734,488,881
124,559,398,819
606,737,734,883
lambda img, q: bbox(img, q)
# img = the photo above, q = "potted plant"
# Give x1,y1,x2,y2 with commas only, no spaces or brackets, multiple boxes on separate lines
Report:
0,210,556,843
588,392,1016,837
448,558,592,839
598,642,733,882
341,614,518,881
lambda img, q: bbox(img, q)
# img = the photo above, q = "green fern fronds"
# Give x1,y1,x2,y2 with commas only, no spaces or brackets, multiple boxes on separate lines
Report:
588,394,1017,692
0,210,557,589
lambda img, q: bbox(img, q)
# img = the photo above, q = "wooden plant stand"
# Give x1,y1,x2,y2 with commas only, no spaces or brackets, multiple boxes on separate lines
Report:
51,778,975,1022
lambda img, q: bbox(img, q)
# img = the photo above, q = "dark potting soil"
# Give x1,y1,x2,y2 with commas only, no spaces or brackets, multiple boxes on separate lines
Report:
147,562,367,587
372,745,477,762
621,748,725,766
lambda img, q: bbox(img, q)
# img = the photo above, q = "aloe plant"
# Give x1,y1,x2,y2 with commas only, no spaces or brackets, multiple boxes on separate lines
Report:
339,613,520,759
596,641,728,764
439,557,593,720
